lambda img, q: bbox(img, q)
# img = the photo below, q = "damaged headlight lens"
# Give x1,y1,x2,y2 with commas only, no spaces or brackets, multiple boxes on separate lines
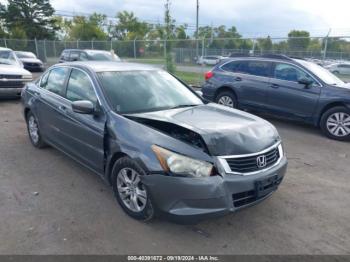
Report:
152,145,213,178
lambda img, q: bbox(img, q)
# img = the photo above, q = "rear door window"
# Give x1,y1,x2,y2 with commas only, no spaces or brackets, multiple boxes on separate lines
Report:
246,61,271,77
41,67,70,96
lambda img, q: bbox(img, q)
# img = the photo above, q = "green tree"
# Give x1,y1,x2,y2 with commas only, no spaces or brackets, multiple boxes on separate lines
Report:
287,30,310,51
164,0,176,73
0,0,58,39
68,13,108,41
257,36,273,52
111,11,150,40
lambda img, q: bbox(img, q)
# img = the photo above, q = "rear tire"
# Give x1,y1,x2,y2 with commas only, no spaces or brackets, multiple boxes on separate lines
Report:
320,106,350,141
111,157,155,221
215,91,237,108
332,70,340,74
26,112,47,148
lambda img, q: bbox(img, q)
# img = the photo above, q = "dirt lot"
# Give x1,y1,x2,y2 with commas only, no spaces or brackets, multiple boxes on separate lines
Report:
0,98,349,255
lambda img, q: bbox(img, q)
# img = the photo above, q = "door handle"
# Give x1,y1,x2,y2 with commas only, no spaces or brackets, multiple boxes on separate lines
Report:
58,105,67,112
271,83,280,89
33,91,40,97
235,77,242,82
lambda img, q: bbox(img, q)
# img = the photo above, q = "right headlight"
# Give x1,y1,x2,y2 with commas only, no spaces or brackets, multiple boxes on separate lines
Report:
151,145,214,178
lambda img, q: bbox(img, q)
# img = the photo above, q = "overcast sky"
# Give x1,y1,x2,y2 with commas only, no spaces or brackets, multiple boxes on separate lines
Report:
3,0,350,37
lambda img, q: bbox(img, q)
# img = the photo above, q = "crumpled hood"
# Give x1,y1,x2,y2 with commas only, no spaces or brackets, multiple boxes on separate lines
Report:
0,64,31,76
128,103,280,156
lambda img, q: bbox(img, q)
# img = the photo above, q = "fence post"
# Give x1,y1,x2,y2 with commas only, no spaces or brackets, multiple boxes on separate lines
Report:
77,40,79,49
43,39,47,62
34,38,39,57
202,38,205,57
133,38,137,59
251,39,256,55
4,38,7,48
164,39,167,60
91,40,94,49
53,40,56,57
323,29,331,61
110,39,113,50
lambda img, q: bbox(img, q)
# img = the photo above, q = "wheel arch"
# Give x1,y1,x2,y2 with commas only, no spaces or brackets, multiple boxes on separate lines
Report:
106,151,129,185
317,101,350,126
214,85,238,100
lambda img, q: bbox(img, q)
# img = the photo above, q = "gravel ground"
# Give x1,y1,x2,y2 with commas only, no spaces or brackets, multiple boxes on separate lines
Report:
0,95,349,255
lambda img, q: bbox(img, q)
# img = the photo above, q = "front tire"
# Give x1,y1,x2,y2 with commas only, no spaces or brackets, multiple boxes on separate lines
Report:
320,106,350,141
215,91,237,108
111,157,154,221
26,112,46,148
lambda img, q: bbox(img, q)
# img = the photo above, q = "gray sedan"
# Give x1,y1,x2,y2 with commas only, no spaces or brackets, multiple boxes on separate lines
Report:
21,61,287,223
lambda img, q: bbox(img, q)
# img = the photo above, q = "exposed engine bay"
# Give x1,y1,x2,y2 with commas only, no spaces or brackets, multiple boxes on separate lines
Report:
126,116,208,153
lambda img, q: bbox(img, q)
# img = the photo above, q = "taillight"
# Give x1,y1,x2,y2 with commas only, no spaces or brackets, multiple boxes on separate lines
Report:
205,71,214,81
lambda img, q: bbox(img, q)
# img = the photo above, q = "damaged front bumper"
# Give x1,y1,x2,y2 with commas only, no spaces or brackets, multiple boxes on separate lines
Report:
142,156,287,223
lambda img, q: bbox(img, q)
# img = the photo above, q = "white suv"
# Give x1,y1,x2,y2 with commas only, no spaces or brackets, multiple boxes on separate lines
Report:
0,47,32,98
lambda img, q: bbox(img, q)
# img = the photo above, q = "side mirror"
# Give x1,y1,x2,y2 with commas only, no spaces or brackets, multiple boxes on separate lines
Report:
72,100,95,114
298,77,313,87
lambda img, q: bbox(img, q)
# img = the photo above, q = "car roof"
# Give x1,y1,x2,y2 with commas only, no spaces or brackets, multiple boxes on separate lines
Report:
56,61,160,72
62,49,111,52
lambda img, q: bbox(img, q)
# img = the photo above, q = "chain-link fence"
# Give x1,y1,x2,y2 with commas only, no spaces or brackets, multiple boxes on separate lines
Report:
2,36,350,85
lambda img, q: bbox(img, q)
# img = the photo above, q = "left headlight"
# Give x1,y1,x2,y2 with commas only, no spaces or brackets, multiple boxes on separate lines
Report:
152,145,214,178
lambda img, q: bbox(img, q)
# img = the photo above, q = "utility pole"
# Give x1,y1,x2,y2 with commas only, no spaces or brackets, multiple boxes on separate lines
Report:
196,0,199,60
323,28,331,61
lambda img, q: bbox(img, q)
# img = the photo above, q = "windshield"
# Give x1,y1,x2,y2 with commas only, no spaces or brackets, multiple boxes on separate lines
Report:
296,59,345,86
98,70,203,114
15,52,36,59
0,51,17,65
86,51,120,61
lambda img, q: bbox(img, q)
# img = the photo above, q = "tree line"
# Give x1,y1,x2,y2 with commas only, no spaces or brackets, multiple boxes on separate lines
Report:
1,0,350,56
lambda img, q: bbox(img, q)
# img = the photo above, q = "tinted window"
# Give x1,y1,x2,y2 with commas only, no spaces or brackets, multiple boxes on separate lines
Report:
339,64,350,68
70,51,80,61
61,51,69,60
79,52,89,61
246,61,271,77
221,61,245,73
98,70,203,114
41,67,69,95
274,63,314,83
66,69,97,104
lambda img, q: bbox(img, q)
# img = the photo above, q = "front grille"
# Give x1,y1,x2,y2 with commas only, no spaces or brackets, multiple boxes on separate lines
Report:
0,74,21,79
0,81,24,88
232,176,283,208
225,146,280,174
232,190,256,207
24,63,40,67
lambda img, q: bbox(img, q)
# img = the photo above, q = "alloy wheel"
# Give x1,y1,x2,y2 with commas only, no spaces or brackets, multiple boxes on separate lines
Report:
116,168,147,212
28,116,40,144
326,112,350,137
218,96,234,107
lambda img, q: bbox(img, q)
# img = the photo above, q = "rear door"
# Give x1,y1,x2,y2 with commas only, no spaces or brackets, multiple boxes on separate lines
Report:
35,67,71,146
220,60,271,108
57,68,106,173
267,62,321,119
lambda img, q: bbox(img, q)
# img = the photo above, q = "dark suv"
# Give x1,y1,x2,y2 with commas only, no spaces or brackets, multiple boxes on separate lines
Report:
59,49,121,63
202,55,350,141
